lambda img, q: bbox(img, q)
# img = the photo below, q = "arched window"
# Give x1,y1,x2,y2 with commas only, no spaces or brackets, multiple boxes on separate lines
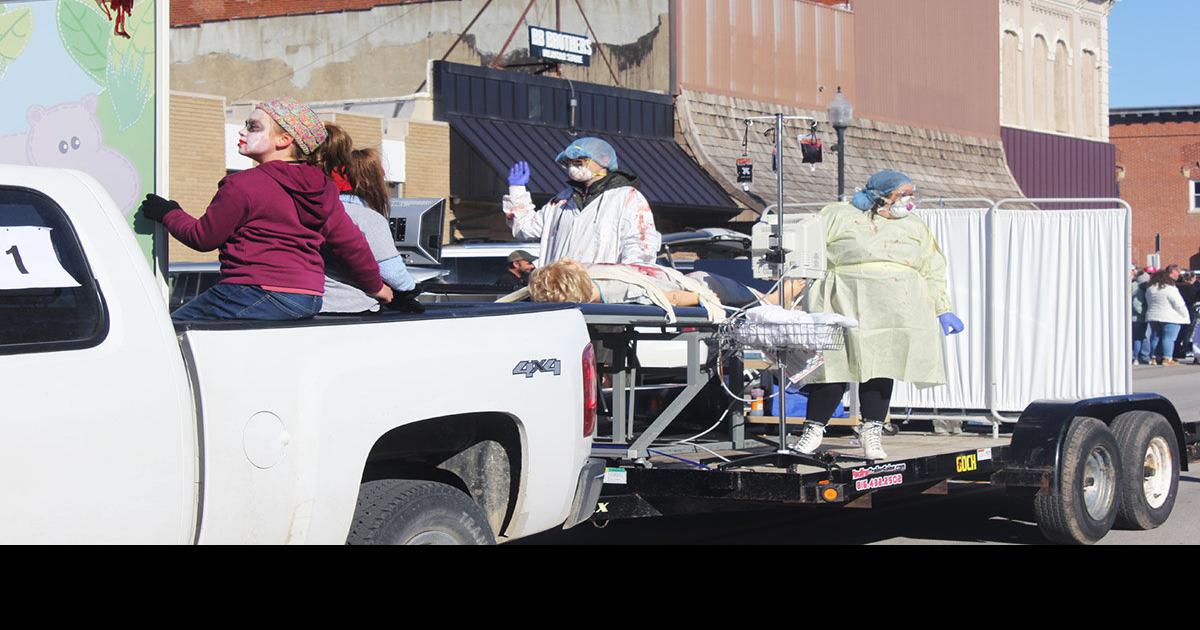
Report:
1002,31,1021,126
1032,35,1049,130
1081,49,1098,137
1054,40,1071,134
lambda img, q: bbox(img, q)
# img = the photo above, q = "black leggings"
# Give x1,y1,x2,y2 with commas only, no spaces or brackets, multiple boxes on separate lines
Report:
802,379,895,425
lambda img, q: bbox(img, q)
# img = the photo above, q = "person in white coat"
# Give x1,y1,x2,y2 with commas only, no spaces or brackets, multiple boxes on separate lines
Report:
502,137,661,266
1145,267,1191,366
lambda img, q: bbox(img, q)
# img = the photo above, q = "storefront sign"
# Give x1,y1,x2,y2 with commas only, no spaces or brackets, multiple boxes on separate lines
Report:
529,26,592,66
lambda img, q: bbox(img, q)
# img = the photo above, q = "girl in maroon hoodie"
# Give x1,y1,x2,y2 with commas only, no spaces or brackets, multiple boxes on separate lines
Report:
141,98,391,321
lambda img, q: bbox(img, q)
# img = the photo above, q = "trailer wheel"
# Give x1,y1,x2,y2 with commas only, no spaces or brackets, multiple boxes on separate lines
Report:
1110,411,1179,531
346,480,495,545
1033,417,1122,545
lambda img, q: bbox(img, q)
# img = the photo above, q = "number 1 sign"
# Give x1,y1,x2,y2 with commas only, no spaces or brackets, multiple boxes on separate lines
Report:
0,226,81,290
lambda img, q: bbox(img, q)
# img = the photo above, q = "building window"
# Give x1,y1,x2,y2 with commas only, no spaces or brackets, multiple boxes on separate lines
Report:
1054,40,1071,134
1191,180,1200,214
1002,31,1021,126
1081,50,1098,138
1032,35,1049,130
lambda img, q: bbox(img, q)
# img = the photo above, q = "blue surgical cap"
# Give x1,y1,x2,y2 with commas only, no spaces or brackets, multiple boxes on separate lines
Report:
555,137,619,170
851,170,914,211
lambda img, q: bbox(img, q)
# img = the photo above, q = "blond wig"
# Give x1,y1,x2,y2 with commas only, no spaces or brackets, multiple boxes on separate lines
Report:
528,259,594,303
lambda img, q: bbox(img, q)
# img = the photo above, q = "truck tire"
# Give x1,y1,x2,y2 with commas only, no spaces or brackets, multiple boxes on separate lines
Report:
1033,417,1122,545
347,480,496,545
1110,411,1179,531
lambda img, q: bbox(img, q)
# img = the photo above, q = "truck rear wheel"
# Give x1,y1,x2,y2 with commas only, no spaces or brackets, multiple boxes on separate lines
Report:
347,480,496,545
1110,411,1179,531
1033,417,1122,545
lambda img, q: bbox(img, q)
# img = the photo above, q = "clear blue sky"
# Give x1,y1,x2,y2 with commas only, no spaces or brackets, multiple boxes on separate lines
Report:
1109,0,1200,108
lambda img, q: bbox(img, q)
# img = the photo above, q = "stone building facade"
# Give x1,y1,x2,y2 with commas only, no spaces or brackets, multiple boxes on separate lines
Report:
1000,0,1112,141
170,0,672,103
998,0,1118,200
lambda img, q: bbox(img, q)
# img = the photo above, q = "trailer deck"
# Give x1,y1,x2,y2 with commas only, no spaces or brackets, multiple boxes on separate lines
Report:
642,432,1011,474
594,430,1016,520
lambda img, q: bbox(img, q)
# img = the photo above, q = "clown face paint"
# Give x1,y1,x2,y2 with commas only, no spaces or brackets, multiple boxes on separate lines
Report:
239,110,281,162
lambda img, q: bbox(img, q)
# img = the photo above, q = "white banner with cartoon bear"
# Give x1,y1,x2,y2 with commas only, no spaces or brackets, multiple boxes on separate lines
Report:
0,0,158,262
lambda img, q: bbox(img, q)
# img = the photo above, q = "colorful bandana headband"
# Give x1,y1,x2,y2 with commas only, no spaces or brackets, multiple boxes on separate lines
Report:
255,98,327,156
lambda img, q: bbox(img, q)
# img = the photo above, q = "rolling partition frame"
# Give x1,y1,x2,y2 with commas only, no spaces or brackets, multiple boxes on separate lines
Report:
895,198,1133,437
987,198,1134,423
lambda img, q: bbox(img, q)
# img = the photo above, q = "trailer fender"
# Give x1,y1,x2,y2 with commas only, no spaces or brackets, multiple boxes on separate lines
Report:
994,394,1188,491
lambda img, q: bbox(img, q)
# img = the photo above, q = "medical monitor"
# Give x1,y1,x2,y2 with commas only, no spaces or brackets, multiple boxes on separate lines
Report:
389,198,445,268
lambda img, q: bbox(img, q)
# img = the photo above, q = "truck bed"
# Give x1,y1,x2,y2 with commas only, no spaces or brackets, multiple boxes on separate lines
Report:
173,302,577,331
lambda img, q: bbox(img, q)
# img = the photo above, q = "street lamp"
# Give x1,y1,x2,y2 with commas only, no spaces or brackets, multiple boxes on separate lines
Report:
827,87,853,201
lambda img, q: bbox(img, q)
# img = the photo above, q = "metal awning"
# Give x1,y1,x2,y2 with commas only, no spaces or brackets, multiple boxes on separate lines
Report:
448,114,737,214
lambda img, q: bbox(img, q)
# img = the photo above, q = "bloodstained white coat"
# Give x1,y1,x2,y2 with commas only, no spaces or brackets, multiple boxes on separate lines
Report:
503,184,661,265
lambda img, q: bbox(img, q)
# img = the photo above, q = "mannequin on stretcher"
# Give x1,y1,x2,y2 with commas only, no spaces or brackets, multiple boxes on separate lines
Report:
506,259,810,321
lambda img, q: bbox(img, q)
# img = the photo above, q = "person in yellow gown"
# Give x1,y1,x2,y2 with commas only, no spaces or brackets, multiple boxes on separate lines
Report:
794,170,965,461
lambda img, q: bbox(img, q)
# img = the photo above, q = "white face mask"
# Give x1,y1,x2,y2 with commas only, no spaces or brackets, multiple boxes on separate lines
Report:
887,195,916,219
568,165,595,183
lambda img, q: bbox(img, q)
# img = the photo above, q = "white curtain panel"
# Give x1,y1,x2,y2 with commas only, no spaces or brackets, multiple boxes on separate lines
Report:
991,208,1129,411
892,208,990,410
891,206,1129,414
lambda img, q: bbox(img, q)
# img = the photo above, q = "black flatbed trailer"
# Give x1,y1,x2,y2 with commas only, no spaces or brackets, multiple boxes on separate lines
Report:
491,273,1200,544
595,433,1015,517
578,296,1199,544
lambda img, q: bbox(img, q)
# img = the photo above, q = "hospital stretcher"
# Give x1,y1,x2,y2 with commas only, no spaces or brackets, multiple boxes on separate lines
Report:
579,303,736,463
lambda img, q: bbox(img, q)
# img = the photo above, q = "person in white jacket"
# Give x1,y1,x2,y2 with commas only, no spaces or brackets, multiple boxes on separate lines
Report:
1145,267,1191,366
502,137,661,266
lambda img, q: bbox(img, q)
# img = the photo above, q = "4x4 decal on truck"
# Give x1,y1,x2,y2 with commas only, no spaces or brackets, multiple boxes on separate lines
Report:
513,359,561,379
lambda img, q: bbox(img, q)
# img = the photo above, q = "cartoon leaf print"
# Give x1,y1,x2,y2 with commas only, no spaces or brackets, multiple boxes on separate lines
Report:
110,0,156,95
57,0,109,85
0,6,34,81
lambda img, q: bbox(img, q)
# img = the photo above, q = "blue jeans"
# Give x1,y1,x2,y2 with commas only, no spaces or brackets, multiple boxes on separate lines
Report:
172,283,323,322
1133,321,1150,363
1148,322,1182,361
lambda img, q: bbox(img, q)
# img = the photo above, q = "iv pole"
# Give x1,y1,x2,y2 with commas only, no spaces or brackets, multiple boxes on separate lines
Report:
720,113,845,473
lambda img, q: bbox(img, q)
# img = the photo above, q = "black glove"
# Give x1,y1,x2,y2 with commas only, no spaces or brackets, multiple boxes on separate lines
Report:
140,194,182,223
385,290,426,314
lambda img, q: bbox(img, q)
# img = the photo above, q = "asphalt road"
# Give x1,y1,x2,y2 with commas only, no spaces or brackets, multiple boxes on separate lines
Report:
517,365,1200,545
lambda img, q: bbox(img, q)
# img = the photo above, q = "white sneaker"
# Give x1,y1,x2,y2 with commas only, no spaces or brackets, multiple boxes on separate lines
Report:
791,422,826,455
861,421,888,460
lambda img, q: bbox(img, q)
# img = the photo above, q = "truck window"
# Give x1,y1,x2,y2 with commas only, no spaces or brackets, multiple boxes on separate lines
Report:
0,187,107,354
443,257,507,285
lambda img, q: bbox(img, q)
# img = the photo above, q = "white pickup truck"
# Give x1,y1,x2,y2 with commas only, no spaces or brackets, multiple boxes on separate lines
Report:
0,164,604,544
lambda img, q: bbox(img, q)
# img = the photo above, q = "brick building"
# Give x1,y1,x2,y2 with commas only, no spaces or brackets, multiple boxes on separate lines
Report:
1110,107,1200,270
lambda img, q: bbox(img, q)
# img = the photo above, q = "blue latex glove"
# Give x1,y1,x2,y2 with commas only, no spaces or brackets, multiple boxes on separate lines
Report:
508,161,531,187
939,313,965,336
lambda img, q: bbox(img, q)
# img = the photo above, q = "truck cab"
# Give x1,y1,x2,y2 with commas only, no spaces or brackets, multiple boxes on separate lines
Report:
0,165,603,544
